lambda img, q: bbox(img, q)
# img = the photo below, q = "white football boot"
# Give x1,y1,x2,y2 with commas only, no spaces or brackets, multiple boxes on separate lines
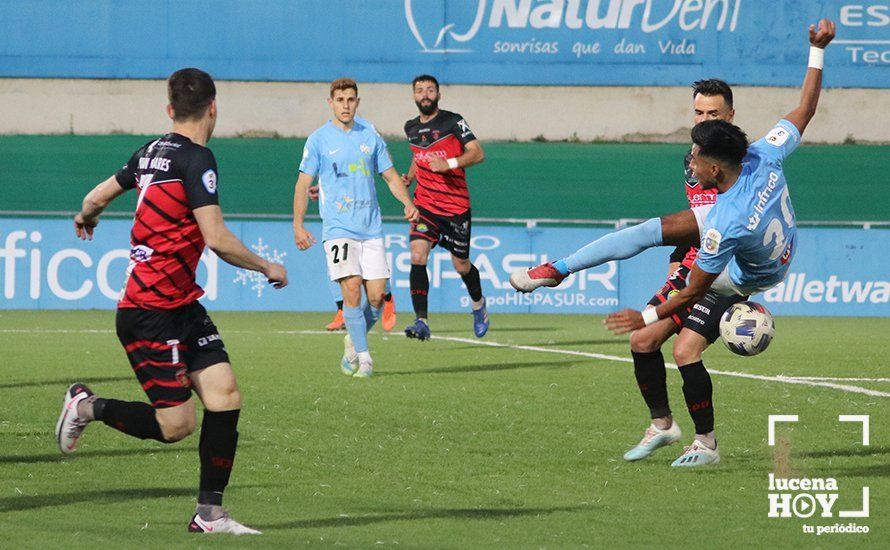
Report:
623,421,682,461
671,438,721,468
188,512,262,535
353,358,374,379
55,383,94,454
340,334,359,375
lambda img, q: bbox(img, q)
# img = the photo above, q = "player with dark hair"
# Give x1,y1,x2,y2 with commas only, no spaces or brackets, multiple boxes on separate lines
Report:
402,74,489,341
294,78,418,378
511,20,835,467
56,68,288,533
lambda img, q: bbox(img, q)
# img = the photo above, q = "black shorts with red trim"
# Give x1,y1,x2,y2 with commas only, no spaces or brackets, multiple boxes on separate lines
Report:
116,301,229,408
409,205,472,260
647,265,746,343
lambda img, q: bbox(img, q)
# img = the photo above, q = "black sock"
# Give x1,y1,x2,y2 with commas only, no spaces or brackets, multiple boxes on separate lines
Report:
410,264,429,318
336,300,343,311
198,409,240,506
631,350,671,419
460,264,484,302
384,292,392,302
95,398,166,442
679,361,714,434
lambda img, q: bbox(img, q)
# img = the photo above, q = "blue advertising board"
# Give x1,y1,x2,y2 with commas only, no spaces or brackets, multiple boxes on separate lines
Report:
1,218,887,316
0,1,887,87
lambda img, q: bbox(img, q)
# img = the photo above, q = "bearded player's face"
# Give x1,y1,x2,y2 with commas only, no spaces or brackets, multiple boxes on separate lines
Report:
414,81,440,116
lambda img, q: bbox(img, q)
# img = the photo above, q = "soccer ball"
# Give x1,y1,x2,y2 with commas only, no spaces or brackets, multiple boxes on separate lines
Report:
719,301,775,356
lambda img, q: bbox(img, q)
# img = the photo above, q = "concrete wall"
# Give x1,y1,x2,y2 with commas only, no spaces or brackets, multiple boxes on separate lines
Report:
2,78,887,144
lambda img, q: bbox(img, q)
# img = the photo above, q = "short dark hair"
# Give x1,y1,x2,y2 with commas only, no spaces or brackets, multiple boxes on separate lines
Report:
692,78,733,108
691,120,748,166
167,68,216,121
412,74,439,91
330,77,358,97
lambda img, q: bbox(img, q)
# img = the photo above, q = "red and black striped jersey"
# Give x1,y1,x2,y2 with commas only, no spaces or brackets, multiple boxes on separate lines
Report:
675,148,718,268
113,133,219,310
405,110,477,216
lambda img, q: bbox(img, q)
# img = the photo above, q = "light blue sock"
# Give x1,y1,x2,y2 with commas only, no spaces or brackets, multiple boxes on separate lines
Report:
363,303,382,332
343,306,369,353
562,217,663,273
329,279,343,303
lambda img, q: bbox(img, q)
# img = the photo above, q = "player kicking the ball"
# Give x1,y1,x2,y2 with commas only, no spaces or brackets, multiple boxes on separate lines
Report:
511,20,835,467
56,68,287,533
293,78,418,378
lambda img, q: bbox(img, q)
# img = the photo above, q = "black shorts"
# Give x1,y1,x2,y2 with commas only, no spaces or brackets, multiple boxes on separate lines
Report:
410,205,472,260
116,301,229,408
647,265,747,343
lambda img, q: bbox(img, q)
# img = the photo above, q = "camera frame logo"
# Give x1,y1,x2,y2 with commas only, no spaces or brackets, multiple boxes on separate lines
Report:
767,414,871,536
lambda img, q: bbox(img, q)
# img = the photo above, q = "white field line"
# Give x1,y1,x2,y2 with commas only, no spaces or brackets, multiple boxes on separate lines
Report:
3,328,888,397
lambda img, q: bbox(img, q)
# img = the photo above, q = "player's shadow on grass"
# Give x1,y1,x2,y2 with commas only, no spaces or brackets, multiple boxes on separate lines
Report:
382,359,579,376
256,504,589,530
0,486,195,513
0,445,197,464
0,375,132,390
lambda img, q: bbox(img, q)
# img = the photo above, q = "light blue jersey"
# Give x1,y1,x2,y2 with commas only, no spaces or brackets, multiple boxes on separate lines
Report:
696,119,801,295
300,116,393,241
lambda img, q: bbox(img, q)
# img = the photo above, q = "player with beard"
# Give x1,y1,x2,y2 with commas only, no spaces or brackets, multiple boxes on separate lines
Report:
402,75,489,341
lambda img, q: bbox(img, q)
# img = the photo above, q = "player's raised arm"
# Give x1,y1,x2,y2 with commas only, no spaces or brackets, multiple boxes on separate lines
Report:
293,171,317,250
74,175,128,240
784,18,835,136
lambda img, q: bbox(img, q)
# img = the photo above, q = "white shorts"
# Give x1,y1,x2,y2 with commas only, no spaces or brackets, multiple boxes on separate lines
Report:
324,237,391,282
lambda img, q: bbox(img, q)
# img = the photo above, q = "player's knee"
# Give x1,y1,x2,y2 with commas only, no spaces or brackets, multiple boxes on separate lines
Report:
368,295,384,309
630,328,663,353
410,250,428,264
206,386,242,412
158,414,196,442
672,340,703,366
453,258,471,275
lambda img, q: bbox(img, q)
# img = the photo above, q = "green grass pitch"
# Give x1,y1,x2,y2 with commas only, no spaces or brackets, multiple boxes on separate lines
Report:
1,310,887,547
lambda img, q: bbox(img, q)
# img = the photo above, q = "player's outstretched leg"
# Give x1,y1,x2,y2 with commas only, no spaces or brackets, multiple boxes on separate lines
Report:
55,383,94,453
510,218,665,293
671,361,720,467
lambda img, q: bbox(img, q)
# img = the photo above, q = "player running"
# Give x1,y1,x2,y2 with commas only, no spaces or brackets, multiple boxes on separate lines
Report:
511,19,836,467
56,68,287,533
402,75,489,341
293,78,418,378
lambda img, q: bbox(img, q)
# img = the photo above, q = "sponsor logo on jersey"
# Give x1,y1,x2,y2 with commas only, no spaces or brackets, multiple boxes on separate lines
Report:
360,143,371,155
766,125,791,147
202,169,217,194
130,244,154,262
703,228,722,254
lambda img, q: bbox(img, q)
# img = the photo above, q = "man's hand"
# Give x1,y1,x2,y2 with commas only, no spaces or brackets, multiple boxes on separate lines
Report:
809,18,836,49
264,261,289,289
74,213,98,240
308,185,320,201
294,225,316,250
604,309,645,335
427,157,451,173
404,203,419,222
